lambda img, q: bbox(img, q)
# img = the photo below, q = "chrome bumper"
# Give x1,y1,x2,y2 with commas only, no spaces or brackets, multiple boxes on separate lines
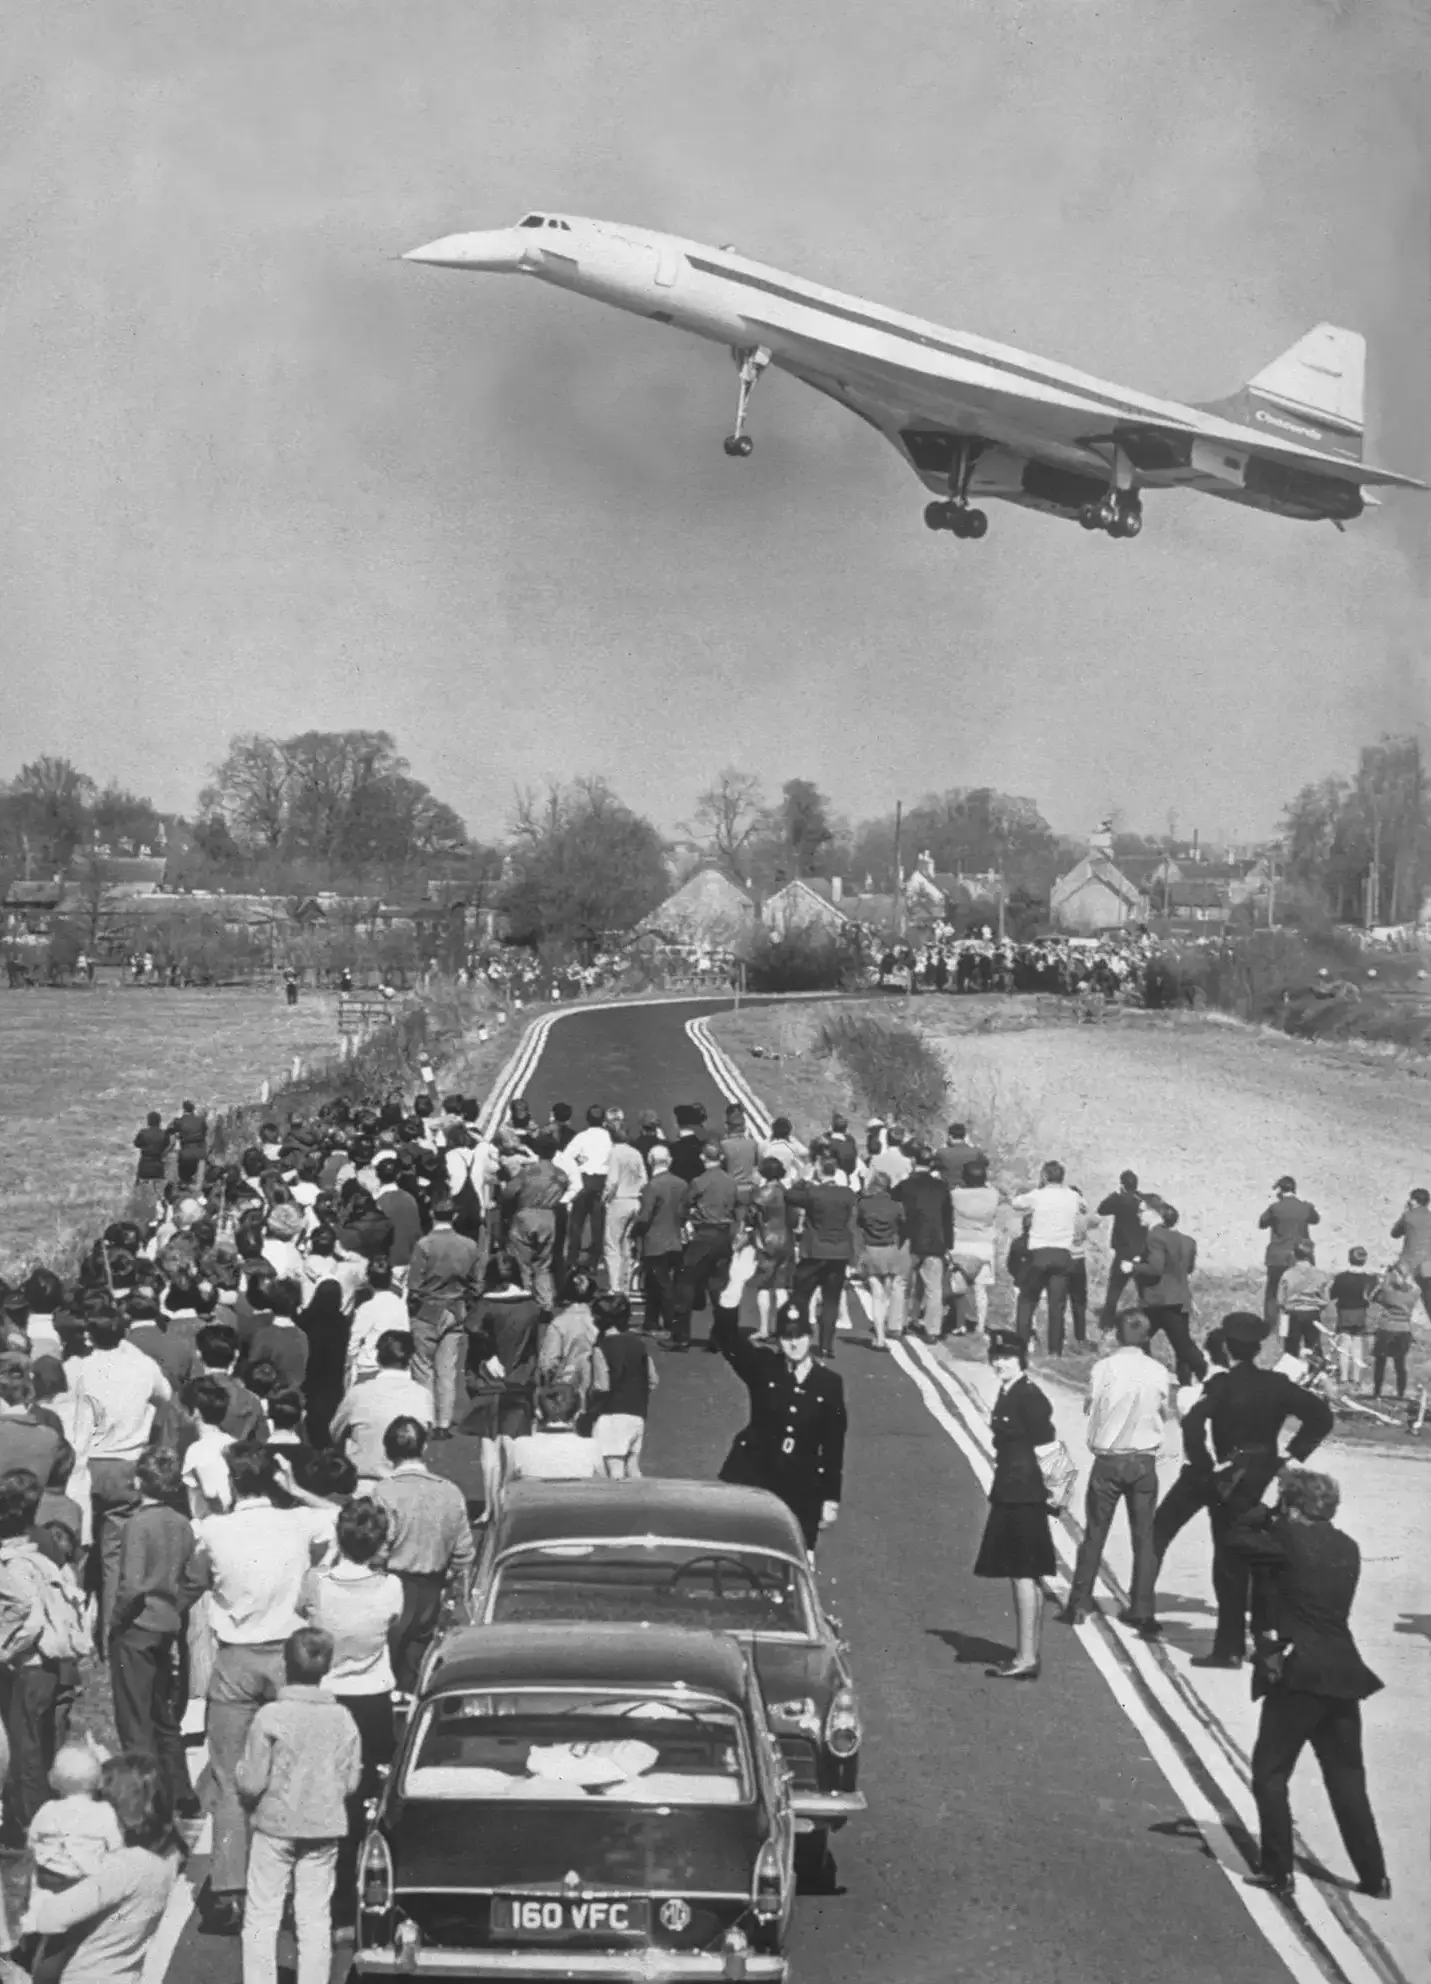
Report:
354,1950,786,1980
791,1789,867,1824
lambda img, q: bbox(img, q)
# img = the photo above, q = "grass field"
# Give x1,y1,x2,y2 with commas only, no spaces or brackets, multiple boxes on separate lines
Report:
710,996,1431,1437
0,987,347,1274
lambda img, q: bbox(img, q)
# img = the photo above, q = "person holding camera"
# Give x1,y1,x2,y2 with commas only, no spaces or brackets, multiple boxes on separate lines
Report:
1226,1470,1388,1902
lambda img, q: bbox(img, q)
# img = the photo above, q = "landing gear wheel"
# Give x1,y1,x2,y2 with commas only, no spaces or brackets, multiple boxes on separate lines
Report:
723,434,754,458
1079,504,1102,531
925,501,951,531
963,508,989,539
1118,507,1143,538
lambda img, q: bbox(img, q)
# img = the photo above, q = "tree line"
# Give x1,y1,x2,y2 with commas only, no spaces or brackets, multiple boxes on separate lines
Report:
4,728,1425,961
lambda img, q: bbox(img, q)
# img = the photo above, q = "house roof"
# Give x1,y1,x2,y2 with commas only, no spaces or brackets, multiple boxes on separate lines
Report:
3,882,62,908
1051,855,1147,910
763,878,850,924
1167,879,1230,910
843,894,899,927
638,867,754,946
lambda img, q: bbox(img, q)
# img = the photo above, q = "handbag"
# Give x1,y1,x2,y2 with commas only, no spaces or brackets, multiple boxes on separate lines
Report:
1035,1438,1077,1513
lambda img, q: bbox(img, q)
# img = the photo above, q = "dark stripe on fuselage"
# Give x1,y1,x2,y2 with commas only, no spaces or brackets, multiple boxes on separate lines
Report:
685,254,1166,422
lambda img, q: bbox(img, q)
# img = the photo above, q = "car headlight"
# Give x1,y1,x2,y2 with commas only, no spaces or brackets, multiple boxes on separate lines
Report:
824,1686,861,1758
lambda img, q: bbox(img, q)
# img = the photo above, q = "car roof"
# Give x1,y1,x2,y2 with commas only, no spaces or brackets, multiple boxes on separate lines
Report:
423,1622,753,1700
493,1479,808,1561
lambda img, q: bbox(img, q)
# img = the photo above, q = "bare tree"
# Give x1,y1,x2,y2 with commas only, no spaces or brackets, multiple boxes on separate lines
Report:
204,734,292,851
686,768,767,884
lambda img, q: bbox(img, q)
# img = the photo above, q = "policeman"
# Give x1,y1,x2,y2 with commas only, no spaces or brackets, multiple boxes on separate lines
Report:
1160,1310,1332,1669
712,1299,846,1553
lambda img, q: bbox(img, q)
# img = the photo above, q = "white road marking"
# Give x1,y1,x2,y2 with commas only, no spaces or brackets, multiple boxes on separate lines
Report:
682,1019,1397,1984
898,1336,1395,1984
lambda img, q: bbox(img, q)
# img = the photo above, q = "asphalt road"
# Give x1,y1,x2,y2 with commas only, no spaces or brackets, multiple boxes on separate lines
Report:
160,998,1292,1984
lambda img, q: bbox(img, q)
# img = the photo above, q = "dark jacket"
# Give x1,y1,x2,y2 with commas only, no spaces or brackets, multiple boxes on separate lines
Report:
466,1288,542,1406
376,1187,423,1268
1097,1187,1146,1260
711,1305,846,1506
988,1375,1055,1506
895,1171,953,1258
1135,1226,1197,1308
1181,1362,1332,1471
785,1180,858,1262
1224,1508,1382,1702
631,1173,687,1258
1258,1196,1319,1268
668,1134,706,1185
683,1168,739,1232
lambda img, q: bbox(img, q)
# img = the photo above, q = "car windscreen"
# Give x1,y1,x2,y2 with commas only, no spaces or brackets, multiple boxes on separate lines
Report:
488,1544,815,1636
403,1689,752,1804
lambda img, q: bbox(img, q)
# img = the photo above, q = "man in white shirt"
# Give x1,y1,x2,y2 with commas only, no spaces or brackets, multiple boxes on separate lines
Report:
602,1130,649,1296
330,1332,434,1480
1011,1160,1084,1354
178,1445,337,1926
1059,1312,1174,1636
181,1377,236,1519
69,1312,172,1648
867,1128,912,1191
345,1262,411,1386
561,1106,613,1277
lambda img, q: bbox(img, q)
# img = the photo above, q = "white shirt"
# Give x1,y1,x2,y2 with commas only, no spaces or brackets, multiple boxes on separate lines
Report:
1011,1183,1082,1253
70,1343,171,1463
261,1237,305,1283
868,1146,912,1190
194,1499,337,1644
445,1140,498,1210
182,1424,235,1519
604,1142,648,1202
346,1289,411,1382
562,1126,613,1179
1084,1347,1173,1454
951,1184,1000,1252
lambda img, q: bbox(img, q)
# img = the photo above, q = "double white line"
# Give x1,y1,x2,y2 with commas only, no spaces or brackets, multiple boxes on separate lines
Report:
683,1014,1399,1984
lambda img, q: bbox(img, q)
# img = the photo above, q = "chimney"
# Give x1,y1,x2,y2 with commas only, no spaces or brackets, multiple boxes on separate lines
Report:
831,875,842,902
1192,828,1200,864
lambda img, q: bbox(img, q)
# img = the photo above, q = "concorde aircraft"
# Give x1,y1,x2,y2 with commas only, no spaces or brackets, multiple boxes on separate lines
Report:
404,212,1425,542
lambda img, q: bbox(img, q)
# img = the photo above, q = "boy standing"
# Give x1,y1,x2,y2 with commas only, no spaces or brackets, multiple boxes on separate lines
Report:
236,1627,361,1984
1328,1247,1377,1388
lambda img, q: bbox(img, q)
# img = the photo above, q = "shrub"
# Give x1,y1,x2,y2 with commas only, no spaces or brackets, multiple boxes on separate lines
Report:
815,1012,947,1129
743,928,857,994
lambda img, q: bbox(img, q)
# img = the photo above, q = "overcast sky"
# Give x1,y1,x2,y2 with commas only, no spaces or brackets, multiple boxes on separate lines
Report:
2,0,1427,848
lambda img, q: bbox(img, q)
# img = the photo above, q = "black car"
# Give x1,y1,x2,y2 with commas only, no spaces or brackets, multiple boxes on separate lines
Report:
356,1622,795,1980
468,1480,865,1874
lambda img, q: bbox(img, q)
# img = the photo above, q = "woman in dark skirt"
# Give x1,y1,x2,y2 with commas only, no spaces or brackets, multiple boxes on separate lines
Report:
298,1275,352,1447
974,1330,1056,1680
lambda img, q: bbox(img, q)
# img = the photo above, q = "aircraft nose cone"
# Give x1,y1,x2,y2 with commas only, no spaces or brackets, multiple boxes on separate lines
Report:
403,229,522,272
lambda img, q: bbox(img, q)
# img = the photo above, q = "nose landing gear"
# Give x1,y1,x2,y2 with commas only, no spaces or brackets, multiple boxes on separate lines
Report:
723,346,772,457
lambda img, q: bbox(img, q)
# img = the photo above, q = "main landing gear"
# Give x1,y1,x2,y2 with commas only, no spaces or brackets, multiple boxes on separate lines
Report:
723,345,771,457
1079,491,1143,538
925,437,989,539
925,500,989,539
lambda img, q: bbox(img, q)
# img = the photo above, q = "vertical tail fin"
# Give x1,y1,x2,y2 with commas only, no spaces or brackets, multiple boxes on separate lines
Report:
1201,323,1365,460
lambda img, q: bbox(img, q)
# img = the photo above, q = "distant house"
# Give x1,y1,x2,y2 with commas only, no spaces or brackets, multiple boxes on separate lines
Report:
904,852,962,921
1050,828,1150,933
1165,879,1230,925
2,880,64,941
638,868,756,950
761,878,851,938
842,893,900,937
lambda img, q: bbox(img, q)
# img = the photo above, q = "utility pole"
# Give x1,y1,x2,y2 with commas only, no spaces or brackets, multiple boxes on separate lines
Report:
1367,810,1382,928
997,859,1006,944
893,800,906,939
1266,844,1277,928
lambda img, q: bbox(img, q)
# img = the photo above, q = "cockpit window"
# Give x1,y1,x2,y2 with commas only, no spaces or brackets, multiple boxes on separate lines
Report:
548,218,571,230
519,214,546,228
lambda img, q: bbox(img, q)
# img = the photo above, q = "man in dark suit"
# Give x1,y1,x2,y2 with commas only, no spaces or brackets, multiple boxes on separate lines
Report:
1132,1204,1205,1383
629,1146,687,1337
1258,1176,1320,1327
1159,1311,1333,1669
670,1145,738,1351
668,1104,708,1185
1097,1169,1147,1328
785,1156,858,1359
1227,1471,1388,1902
711,1301,846,1553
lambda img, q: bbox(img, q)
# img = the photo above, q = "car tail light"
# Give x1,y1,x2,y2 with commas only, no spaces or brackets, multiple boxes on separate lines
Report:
358,1830,394,1912
753,1840,784,1922
825,1687,861,1758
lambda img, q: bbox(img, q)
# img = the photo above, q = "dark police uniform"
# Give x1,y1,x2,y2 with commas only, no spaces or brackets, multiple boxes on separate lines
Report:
1158,1357,1332,1662
711,1304,846,1550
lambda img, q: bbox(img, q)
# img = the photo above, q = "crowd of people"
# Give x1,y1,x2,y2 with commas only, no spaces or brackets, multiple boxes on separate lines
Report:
0,1062,1414,1972
875,926,1178,1000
